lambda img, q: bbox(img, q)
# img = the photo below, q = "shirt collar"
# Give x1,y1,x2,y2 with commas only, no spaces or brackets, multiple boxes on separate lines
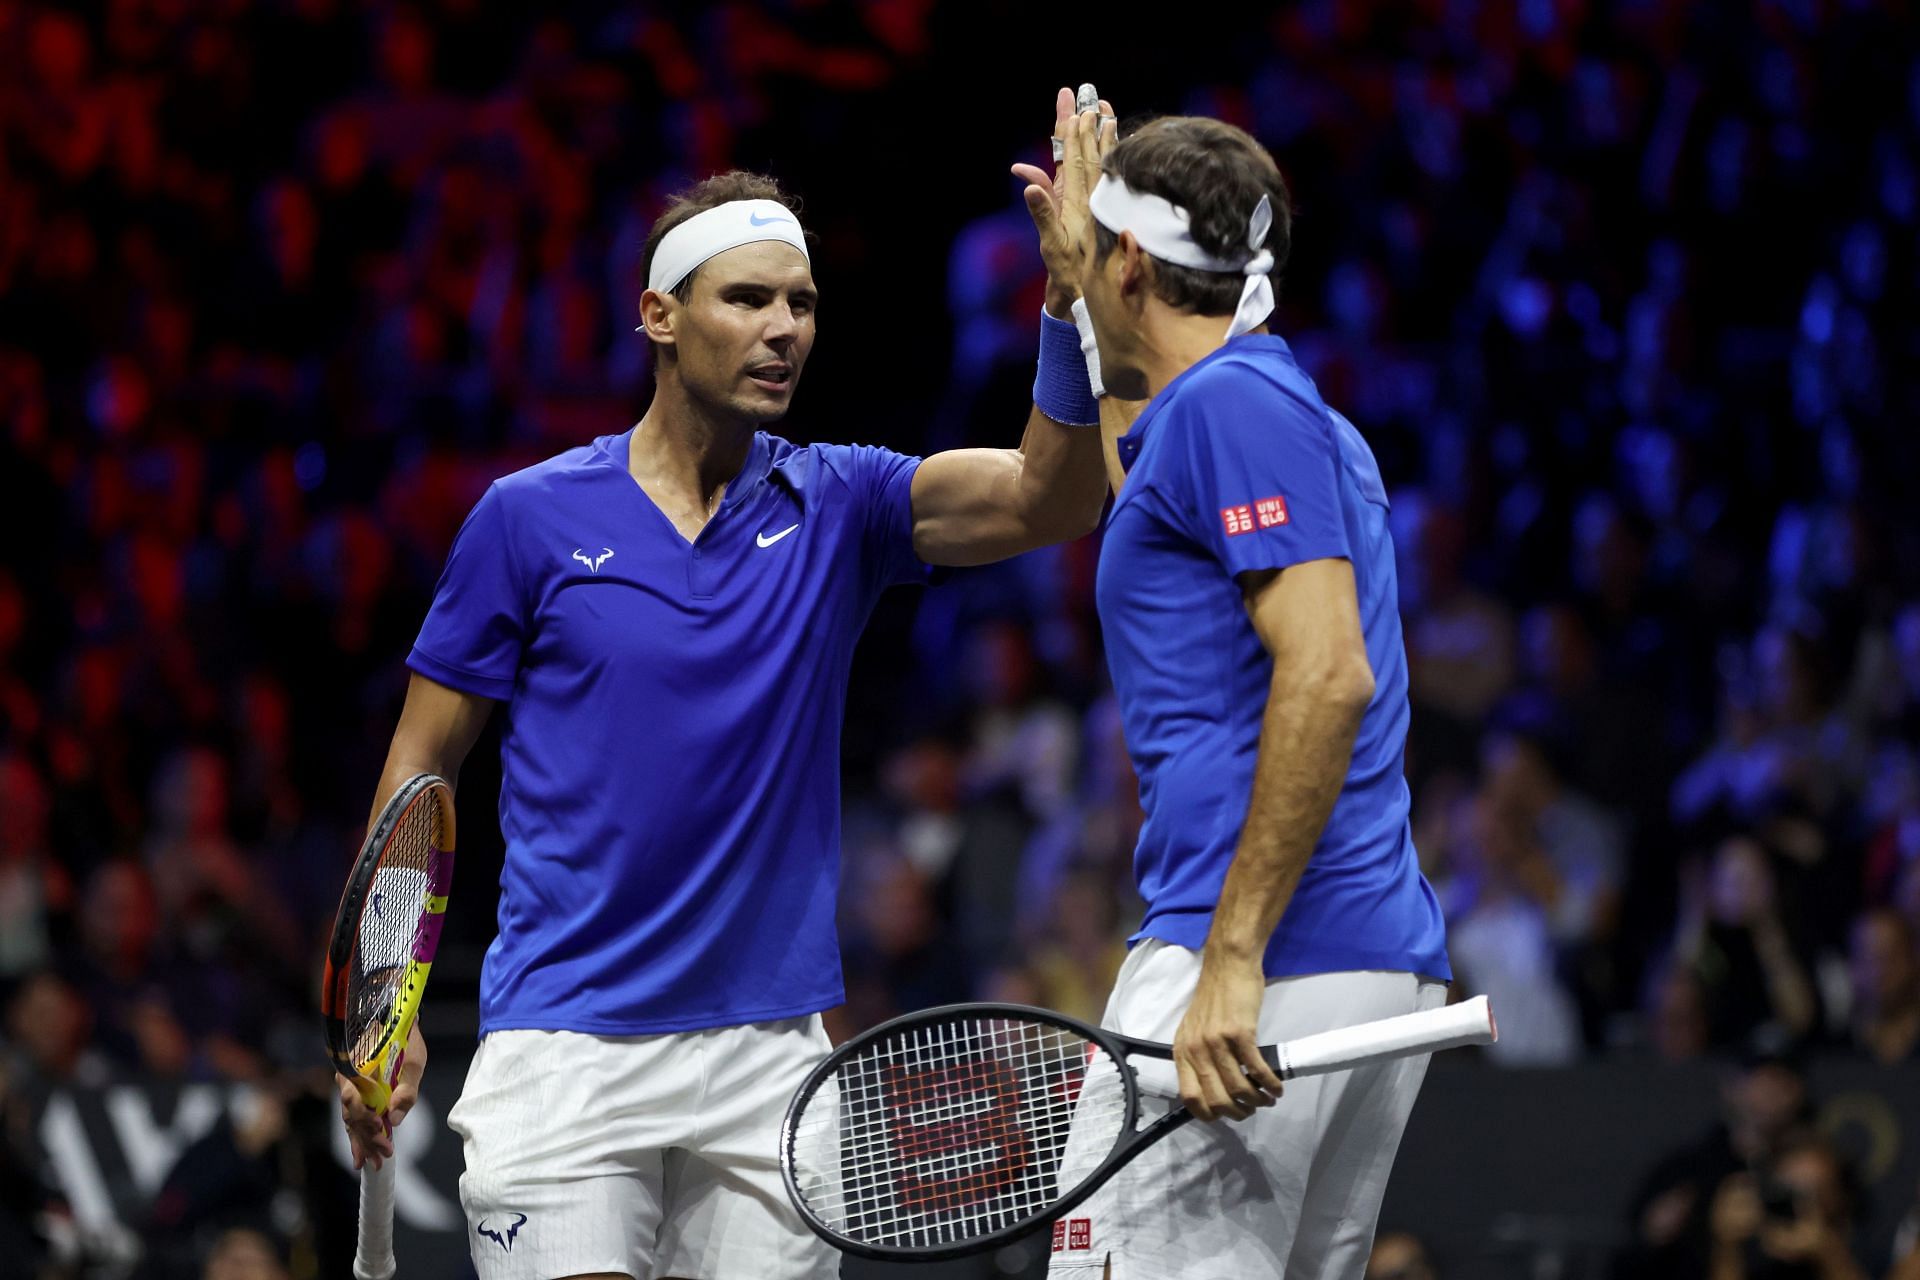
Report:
609,427,772,509
1114,334,1296,472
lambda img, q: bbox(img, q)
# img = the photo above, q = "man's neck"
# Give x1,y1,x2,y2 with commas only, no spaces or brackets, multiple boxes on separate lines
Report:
1132,304,1266,400
631,380,758,506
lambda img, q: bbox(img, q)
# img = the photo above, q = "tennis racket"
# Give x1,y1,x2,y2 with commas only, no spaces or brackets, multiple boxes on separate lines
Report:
320,774,456,1280
781,994,1495,1261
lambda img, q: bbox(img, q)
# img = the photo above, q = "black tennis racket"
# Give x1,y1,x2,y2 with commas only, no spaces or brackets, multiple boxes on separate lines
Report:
321,774,457,1280
781,995,1495,1261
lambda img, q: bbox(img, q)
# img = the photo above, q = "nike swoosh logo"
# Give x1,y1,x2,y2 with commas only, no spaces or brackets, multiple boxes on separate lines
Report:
756,523,800,548
748,213,793,227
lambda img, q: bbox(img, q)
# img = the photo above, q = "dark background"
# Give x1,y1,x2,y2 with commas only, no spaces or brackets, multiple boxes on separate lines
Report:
2,1,1919,1278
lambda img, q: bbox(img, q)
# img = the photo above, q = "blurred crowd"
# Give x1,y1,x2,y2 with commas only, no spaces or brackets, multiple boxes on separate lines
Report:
1,0,1918,1276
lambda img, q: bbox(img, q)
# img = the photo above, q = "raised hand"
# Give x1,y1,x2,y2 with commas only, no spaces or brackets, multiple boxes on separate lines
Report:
1012,86,1118,316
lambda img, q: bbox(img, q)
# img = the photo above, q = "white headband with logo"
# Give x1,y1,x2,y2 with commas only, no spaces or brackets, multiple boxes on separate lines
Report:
1087,175,1275,339
647,198,809,295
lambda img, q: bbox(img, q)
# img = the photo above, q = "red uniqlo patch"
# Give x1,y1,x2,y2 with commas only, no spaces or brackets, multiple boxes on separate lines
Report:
1220,504,1254,536
1068,1219,1093,1250
1051,1222,1067,1252
1255,495,1290,528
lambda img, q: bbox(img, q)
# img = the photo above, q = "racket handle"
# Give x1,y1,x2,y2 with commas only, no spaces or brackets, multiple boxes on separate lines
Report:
353,1159,398,1280
1276,994,1497,1080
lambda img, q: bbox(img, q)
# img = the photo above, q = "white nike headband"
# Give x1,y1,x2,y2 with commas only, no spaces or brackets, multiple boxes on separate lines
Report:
647,198,810,295
1086,175,1275,339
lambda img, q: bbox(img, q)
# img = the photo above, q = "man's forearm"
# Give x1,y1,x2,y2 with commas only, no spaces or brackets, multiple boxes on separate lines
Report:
363,674,492,831
1012,403,1109,541
1204,662,1368,961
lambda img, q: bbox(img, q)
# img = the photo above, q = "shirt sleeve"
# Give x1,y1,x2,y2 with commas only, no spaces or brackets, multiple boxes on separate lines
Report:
406,482,527,700
829,444,937,593
1160,365,1352,578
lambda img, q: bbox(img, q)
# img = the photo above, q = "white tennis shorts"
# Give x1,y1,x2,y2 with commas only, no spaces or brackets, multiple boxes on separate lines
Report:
448,1015,838,1280
1047,941,1447,1280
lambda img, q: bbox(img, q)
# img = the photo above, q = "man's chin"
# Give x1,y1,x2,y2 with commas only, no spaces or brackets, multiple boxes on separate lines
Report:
739,396,792,424
740,383,797,422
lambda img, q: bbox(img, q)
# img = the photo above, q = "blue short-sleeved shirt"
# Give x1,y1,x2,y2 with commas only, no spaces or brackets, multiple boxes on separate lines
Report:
1097,336,1450,980
408,428,932,1035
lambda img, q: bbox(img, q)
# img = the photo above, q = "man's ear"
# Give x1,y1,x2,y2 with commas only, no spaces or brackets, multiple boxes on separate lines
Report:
639,288,677,347
1116,231,1151,302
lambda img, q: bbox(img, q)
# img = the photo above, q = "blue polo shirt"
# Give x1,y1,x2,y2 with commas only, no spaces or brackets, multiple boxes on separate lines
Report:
408,428,933,1035
1097,336,1449,980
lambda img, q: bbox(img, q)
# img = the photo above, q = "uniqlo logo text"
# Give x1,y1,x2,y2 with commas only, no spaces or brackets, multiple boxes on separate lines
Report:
1068,1219,1092,1250
1051,1222,1067,1252
1220,504,1254,536
1255,496,1289,528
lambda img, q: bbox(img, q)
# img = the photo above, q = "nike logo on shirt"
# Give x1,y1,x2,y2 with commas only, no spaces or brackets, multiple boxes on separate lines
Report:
756,524,799,548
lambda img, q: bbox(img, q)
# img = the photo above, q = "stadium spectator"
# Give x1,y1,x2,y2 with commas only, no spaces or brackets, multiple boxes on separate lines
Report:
1482,725,1626,938
1021,865,1128,1026
1846,909,1920,1064
2,971,105,1094
68,858,279,1083
1436,790,1584,1064
1673,835,1821,1051
878,729,1033,973
1706,1132,1866,1280
1400,497,1515,738
838,854,974,1034
1618,1049,1814,1279
67,859,184,1078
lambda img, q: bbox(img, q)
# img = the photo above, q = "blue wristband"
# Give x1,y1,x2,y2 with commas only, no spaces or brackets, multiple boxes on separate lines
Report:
1032,306,1100,426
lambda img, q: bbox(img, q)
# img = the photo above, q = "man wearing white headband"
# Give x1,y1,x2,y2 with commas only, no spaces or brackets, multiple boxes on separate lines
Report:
336,94,1118,1280
1047,117,1451,1280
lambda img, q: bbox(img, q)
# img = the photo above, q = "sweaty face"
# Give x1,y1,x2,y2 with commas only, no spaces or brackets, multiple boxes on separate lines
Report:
656,241,816,423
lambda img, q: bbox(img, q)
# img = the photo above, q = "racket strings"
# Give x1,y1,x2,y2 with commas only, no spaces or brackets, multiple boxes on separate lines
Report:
790,1017,1129,1250
343,800,441,1062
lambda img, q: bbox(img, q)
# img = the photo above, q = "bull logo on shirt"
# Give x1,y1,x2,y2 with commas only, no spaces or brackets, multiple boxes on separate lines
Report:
572,547,614,573
476,1212,528,1251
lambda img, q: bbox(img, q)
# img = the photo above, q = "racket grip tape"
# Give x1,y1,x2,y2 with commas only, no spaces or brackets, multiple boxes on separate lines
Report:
353,1159,399,1280
1276,994,1496,1079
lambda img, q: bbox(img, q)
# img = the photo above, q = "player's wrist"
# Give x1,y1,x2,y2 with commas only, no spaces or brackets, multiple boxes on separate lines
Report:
1033,304,1100,426
1200,932,1264,968
1043,279,1079,319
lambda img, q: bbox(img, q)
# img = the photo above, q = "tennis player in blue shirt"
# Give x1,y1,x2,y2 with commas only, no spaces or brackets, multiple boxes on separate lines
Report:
334,96,1119,1280
1044,116,1453,1279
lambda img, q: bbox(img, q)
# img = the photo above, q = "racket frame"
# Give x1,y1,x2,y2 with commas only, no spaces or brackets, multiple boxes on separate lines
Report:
320,773,455,1115
781,1001,1178,1263
780,995,1490,1263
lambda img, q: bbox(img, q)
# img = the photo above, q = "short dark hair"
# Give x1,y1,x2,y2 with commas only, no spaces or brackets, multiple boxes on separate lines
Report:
1094,117,1291,316
640,170,805,305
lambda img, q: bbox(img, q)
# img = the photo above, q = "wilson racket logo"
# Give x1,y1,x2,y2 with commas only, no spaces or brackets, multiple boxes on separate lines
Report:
883,1058,1031,1211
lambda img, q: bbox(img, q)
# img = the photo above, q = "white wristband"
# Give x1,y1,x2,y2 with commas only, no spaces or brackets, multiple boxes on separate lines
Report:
1070,297,1106,399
